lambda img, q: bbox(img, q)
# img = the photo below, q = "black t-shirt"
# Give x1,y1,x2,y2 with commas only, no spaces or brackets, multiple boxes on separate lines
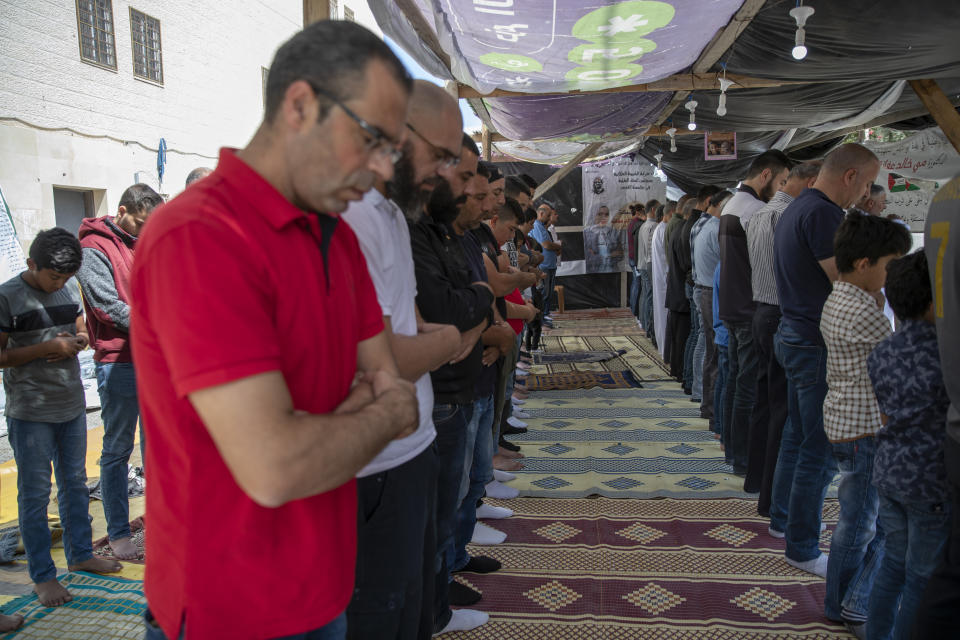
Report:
456,230,497,398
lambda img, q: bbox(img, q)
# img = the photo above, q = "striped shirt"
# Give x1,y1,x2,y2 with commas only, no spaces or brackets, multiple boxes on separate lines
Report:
821,281,891,442
744,191,794,306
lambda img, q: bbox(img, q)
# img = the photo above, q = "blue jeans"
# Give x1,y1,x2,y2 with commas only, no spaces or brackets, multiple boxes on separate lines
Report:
541,268,557,317
867,492,952,640
723,322,757,472
639,266,654,336
96,361,142,541
825,438,884,623
682,283,699,393
713,344,729,441
145,610,346,639
769,322,837,562
691,286,706,401
453,394,495,572
431,402,472,632
8,413,93,584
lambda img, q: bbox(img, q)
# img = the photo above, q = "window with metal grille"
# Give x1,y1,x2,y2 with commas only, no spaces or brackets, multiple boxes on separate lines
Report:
329,0,339,19
130,8,163,84
75,0,117,69
344,6,355,21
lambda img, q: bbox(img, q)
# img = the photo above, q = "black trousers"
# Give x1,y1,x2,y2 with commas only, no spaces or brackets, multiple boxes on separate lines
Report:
746,303,788,511
667,310,690,381
912,431,960,638
347,444,439,640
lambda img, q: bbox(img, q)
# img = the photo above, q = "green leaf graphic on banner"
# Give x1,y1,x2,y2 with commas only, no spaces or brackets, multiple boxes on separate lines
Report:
479,53,544,73
572,1,675,44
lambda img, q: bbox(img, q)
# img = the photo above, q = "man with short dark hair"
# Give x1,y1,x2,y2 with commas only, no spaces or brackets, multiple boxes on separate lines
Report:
637,202,658,340
685,185,721,402
131,21,419,640
744,161,821,517
665,199,693,380
718,150,794,476
530,202,560,322
770,143,880,582
77,182,163,562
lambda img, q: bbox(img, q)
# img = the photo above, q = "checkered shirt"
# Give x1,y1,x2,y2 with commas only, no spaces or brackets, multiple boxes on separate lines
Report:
821,281,892,442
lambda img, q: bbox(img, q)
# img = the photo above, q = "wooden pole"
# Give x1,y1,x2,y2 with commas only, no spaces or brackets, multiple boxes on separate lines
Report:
302,0,329,26
909,79,960,154
533,142,603,201
481,124,491,160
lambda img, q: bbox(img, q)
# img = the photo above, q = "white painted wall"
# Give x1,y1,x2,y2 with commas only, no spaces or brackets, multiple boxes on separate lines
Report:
0,0,381,250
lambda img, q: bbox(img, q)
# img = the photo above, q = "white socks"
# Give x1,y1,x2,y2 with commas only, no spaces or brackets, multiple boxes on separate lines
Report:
512,408,531,419
477,503,513,519
785,553,829,578
472,521,507,545
507,416,527,429
493,469,516,482
486,479,520,499
512,397,526,405
434,609,489,635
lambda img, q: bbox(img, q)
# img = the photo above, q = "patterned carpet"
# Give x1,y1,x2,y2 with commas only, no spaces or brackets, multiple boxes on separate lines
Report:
450,497,848,639
0,572,145,639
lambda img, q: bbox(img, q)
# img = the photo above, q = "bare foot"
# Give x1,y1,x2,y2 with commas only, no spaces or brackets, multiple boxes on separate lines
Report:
35,578,72,607
498,445,524,459
68,556,122,574
493,455,525,471
0,613,23,631
108,536,140,560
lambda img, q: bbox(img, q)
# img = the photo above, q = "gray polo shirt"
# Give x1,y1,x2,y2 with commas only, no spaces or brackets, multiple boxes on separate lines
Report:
0,274,85,422
637,218,658,267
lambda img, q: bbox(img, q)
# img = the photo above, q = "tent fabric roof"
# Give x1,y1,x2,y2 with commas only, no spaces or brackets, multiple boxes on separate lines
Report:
371,0,960,190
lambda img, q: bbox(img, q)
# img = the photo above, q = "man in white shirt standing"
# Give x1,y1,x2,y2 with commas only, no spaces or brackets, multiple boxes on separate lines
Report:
343,80,481,639
651,202,674,359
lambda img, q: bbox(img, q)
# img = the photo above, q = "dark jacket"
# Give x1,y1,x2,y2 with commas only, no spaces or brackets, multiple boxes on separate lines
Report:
410,214,493,405
681,210,702,286
666,216,690,313
77,216,136,363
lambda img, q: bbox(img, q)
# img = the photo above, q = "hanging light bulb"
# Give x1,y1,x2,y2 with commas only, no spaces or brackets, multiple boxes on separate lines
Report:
717,77,734,117
685,100,698,130
654,152,663,170
790,4,815,60
666,127,677,153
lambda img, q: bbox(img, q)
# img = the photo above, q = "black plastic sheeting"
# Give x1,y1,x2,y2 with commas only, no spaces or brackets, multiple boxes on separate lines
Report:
494,161,621,309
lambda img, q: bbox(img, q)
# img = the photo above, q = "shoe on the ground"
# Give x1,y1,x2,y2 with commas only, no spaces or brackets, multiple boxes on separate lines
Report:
507,416,527,429
434,609,489,635
471,522,507,545
785,553,829,578
690,397,701,403
493,469,516,482
498,441,523,456
447,581,482,606
512,409,531,419
456,555,502,573
502,424,527,435
477,503,513,519
485,479,520,499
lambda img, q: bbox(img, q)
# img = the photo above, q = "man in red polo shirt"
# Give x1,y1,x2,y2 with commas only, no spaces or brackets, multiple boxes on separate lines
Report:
130,22,418,640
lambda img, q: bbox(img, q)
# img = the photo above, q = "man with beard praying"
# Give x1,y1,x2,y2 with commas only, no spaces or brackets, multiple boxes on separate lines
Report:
341,80,480,639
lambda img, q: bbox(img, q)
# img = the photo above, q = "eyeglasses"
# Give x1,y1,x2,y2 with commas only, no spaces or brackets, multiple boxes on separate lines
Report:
406,123,460,169
308,83,403,164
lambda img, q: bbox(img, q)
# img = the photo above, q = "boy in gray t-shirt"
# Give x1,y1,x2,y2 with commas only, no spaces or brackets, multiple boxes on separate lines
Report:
0,228,122,614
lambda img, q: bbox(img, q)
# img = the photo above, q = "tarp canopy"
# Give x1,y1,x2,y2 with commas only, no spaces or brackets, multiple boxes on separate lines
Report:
370,0,960,190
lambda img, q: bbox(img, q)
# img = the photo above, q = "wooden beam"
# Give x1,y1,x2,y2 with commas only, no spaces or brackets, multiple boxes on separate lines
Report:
394,0,451,71
473,125,698,144
302,0,329,26
652,0,766,128
481,125,491,160
909,79,960,154
533,142,603,201
457,72,802,100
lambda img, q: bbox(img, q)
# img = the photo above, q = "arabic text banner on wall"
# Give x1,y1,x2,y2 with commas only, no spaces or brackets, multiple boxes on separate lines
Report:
581,155,665,273
0,184,25,284
867,129,960,183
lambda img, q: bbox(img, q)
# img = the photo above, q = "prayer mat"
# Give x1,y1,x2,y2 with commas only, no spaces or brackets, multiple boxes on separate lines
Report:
543,325,645,337
522,371,642,391
92,517,145,564
0,572,145,639
549,308,635,320
447,497,850,639
531,349,625,364
533,335,670,378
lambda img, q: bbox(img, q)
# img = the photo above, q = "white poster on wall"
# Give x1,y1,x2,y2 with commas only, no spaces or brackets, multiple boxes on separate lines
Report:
867,129,960,183
0,183,25,284
581,155,666,273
